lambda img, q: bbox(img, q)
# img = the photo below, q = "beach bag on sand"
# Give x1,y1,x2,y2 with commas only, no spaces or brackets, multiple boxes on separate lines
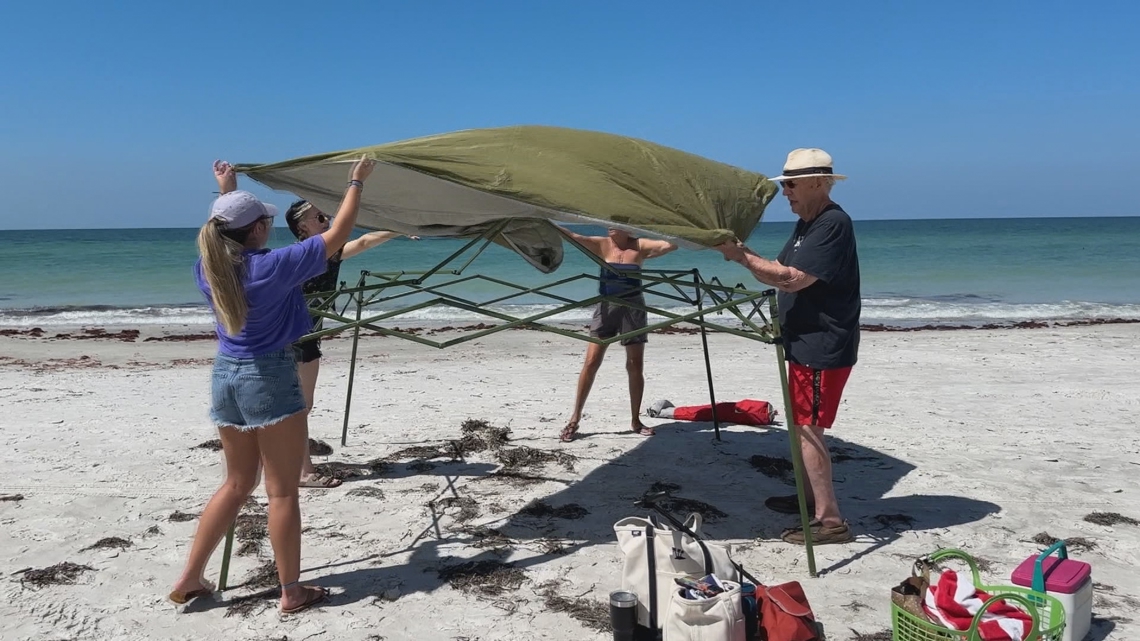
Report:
756,581,819,641
663,580,748,641
615,513,740,630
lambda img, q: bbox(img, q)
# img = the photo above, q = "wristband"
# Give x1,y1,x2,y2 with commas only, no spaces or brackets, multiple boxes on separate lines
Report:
348,179,364,190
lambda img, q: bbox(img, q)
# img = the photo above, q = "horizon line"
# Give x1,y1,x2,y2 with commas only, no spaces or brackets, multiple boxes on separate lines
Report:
3,213,1138,233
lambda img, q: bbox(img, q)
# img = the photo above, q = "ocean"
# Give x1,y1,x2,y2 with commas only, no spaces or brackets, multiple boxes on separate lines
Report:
2,217,1139,328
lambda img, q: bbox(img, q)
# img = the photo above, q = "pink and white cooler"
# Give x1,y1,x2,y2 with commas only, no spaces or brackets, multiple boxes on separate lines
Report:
1011,541,1092,641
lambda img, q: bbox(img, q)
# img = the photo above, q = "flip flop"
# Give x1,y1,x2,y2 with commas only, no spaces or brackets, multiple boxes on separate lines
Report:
559,421,579,443
299,474,342,489
168,586,213,605
280,585,329,615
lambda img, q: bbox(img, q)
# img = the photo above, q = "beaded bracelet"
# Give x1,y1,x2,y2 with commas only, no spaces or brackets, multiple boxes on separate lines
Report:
348,179,364,190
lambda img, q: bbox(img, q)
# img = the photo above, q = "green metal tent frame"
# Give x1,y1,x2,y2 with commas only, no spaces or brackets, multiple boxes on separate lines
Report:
215,224,821,592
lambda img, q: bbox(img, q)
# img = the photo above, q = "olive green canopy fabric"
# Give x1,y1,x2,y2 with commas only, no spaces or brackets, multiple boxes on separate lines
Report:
236,125,777,273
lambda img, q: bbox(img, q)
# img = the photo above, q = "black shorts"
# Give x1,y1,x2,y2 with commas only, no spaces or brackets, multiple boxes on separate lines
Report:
590,296,648,346
292,338,322,364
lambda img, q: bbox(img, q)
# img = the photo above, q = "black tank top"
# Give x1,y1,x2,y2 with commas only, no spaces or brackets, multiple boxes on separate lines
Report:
599,263,642,297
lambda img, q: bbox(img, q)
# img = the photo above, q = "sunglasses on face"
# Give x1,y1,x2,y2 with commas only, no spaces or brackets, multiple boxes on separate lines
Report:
312,213,330,224
781,180,798,189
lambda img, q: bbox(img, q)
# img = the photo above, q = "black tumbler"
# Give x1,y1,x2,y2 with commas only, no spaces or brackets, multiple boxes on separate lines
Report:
609,590,638,641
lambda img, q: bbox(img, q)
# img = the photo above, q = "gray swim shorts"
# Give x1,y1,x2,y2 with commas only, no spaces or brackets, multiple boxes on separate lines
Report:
590,295,648,346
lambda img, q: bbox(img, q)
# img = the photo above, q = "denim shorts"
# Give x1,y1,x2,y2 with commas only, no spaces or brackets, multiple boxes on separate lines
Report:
210,348,306,430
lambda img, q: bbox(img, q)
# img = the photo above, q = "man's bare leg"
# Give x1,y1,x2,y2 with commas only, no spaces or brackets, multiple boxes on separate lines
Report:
625,342,652,435
798,424,841,525
561,342,608,441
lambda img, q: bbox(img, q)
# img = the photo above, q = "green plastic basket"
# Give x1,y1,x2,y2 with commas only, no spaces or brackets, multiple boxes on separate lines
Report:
891,548,1066,641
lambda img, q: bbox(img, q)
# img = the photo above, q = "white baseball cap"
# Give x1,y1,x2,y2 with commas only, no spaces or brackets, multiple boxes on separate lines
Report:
209,190,278,228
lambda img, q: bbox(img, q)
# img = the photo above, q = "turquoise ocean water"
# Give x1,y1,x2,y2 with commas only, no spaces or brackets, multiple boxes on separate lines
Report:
1,217,1138,328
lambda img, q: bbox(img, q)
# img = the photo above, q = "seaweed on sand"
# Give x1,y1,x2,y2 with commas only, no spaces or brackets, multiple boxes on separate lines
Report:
518,499,589,520
535,581,610,632
80,537,132,552
20,562,94,588
436,560,526,596
497,446,577,472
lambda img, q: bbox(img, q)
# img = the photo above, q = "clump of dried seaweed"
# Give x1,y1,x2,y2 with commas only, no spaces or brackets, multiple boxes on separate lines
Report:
20,562,94,588
80,537,132,552
192,439,223,452
436,560,527,596
749,455,795,483
1084,512,1139,527
535,581,610,632
518,499,589,520
346,486,387,500
497,446,577,472
235,512,269,556
1032,532,1097,553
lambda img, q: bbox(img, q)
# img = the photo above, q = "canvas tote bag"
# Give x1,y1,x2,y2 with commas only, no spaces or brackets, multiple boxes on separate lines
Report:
663,580,748,641
614,513,740,629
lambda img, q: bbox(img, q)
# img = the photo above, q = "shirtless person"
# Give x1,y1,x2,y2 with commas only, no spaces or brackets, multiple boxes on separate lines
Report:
558,227,677,442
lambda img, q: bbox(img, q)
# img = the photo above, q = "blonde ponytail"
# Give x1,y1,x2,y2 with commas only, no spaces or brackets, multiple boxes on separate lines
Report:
197,219,249,336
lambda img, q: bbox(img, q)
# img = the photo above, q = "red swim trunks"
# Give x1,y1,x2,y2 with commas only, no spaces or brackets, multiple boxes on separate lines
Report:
788,363,853,428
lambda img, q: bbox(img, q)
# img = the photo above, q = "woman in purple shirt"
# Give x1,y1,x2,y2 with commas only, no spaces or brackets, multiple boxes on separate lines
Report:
168,156,374,614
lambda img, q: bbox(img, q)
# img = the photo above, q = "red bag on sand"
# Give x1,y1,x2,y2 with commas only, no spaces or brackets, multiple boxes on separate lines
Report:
671,399,775,426
756,581,819,641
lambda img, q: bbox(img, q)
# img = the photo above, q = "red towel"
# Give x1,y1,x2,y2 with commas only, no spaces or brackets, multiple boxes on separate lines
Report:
923,570,1033,641
671,399,775,426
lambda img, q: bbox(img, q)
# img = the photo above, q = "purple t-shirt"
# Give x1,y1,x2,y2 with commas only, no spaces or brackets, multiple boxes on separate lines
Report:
195,235,329,358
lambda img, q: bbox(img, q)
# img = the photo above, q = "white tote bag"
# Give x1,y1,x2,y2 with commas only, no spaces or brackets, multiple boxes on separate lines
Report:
613,513,740,629
663,581,747,641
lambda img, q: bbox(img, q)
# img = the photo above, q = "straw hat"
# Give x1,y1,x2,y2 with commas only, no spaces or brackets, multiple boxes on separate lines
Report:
769,148,847,182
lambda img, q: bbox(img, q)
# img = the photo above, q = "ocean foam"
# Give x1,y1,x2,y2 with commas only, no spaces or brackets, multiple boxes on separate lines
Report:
3,298,1139,329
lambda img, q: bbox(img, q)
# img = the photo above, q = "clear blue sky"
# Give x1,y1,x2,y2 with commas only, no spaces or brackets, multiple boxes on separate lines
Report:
1,1,1137,229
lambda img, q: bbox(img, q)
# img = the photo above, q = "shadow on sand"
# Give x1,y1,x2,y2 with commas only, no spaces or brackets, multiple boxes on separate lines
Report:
196,419,1001,621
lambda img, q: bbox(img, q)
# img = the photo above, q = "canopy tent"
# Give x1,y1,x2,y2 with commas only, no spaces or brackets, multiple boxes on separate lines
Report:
214,128,823,592
234,125,778,272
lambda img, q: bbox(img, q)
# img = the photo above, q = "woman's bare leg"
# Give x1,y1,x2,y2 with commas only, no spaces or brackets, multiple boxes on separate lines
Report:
256,411,321,609
297,358,320,480
171,426,260,595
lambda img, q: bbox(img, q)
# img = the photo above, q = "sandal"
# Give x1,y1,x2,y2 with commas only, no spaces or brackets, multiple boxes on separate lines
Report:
299,473,342,489
780,519,853,545
280,585,329,615
559,421,579,443
168,582,214,605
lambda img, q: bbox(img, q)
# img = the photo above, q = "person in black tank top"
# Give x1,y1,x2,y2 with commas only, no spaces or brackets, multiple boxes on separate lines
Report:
713,149,859,546
285,199,417,489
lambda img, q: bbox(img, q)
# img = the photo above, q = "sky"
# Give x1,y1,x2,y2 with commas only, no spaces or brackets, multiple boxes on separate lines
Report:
1,1,1137,230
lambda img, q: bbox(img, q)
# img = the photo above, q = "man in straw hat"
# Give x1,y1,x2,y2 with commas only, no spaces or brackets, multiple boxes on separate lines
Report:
714,148,860,545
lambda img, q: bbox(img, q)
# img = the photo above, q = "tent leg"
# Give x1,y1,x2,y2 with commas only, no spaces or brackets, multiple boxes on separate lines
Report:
218,523,235,590
340,285,364,447
694,271,721,442
771,300,816,577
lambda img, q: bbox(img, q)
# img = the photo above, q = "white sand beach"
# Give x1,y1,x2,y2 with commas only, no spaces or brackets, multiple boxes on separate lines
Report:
1,323,1138,641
